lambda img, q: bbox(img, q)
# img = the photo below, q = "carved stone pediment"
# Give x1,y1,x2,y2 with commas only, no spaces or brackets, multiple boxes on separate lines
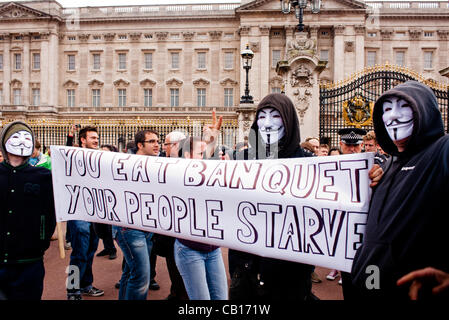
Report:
182,32,195,40
129,33,142,41
104,33,115,41
113,78,130,87
193,78,210,86
88,79,104,87
239,26,251,36
78,34,90,42
63,80,79,87
140,78,156,86
0,2,52,20
220,78,238,86
269,76,284,87
380,29,394,40
166,78,183,87
10,79,22,87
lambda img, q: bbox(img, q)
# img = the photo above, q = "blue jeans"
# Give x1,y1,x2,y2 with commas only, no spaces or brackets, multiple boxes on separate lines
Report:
174,240,228,300
67,220,99,296
113,227,153,300
0,260,45,300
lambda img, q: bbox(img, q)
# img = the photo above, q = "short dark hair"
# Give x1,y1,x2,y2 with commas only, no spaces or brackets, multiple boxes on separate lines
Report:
134,129,159,148
181,136,203,159
100,144,118,152
78,126,98,146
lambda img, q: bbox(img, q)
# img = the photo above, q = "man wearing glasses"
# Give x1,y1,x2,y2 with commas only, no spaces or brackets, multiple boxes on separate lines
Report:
113,129,160,300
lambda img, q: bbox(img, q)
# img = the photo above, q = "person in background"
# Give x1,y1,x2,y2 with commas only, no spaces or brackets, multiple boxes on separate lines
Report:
0,121,56,300
174,136,228,300
93,145,118,260
318,144,330,156
28,139,51,170
328,147,342,156
66,126,104,300
305,137,320,155
362,130,388,166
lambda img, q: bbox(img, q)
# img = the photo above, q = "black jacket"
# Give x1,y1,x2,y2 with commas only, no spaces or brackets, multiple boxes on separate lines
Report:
229,93,314,301
0,161,56,264
350,81,449,299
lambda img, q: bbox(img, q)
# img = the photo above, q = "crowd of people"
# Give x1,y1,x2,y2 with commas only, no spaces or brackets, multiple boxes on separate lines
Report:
1,82,448,301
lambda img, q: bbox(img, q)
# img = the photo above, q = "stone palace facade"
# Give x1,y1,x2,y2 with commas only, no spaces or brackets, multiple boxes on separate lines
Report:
0,0,448,141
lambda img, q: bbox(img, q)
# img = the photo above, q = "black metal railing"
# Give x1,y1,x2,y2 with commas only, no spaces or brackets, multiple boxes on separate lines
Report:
320,64,449,148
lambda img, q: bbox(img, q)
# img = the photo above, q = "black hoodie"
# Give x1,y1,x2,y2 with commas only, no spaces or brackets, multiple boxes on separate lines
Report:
350,81,449,299
229,93,313,301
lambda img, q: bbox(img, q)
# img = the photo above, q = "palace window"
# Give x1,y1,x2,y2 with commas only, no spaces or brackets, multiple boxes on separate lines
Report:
395,51,405,66
197,88,206,107
224,52,234,69
118,53,127,70
197,52,206,69
144,53,153,69
92,89,101,107
367,51,377,67
14,53,22,70
272,50,281,68
68,54,75,71
170,88,179,107
224,88,233,107
272,87,282,93
118,89,127,107
93,54,101,70
171,52,180,69
424,51,433,69
144,88,152,107
67,89,75,107
32,88,40,105
0,54,3,70
320,49,329,61
32,53,40,70
13,89,21,105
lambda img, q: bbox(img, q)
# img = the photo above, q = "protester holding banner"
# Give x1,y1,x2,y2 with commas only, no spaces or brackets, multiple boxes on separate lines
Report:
0,121,56,300
113,129,160,300
350,81,449,300
229,93,316,301
173,136,228,300
66,126,104,300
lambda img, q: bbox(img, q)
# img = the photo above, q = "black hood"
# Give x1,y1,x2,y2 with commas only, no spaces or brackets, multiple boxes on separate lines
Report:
249,93,301,159
373,81,444,157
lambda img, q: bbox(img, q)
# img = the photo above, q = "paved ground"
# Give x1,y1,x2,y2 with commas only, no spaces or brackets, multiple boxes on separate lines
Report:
42,233,343,300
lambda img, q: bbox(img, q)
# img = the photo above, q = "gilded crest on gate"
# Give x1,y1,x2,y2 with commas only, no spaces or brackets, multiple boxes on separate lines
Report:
342,95,373,128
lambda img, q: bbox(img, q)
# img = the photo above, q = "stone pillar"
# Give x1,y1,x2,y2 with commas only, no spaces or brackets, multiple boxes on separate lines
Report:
354,25,365,72
380,28,393,65
3,34,11,105
23,33,30,106
48,32,59,107
40,32,49,106
333,25,345,81
236,103,256,143
259,25,270,98
437,30,449,72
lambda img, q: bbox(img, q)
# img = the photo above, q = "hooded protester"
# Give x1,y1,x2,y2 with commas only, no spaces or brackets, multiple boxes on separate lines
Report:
229,93,315,301
350,81,449,300
0,121,56,300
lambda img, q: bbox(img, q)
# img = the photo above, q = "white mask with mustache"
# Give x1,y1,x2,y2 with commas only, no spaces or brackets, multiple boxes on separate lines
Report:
257,107,285,144
382,97,414,142
5,130,33,157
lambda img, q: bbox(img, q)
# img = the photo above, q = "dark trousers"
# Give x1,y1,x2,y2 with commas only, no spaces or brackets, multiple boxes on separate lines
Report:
150,250,156,280
0,260,45,300
166,245,188,300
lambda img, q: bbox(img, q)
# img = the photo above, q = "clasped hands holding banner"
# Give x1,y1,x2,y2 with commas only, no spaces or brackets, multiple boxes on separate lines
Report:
51,146,373,272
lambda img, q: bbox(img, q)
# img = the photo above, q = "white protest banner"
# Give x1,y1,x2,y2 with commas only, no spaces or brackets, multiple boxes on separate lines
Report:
51,146,373,272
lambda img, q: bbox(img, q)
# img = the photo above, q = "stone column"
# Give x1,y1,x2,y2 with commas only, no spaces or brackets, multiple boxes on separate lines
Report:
259,25,270,98
48,32,59,107
3,34,11,105
354,25,365,72
437,30,449,71
380,28,393,65
23,33,30,106
40,32,49,106
333,25,345,81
